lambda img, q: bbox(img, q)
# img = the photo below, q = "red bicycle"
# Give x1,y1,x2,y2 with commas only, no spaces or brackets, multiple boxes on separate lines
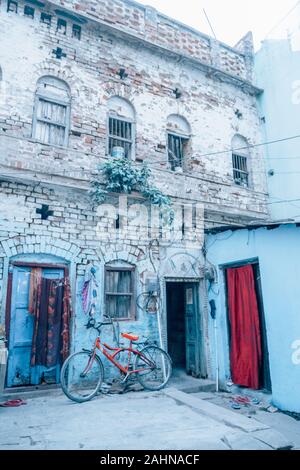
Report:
60,319,172,402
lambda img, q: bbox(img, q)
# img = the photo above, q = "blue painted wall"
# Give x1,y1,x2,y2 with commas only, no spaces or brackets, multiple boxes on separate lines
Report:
2,253,161,386
73,272,160,381
207,224,300,413
255,4,300,221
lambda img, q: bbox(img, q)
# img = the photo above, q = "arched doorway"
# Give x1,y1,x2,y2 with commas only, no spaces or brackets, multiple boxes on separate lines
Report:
5,258,71,388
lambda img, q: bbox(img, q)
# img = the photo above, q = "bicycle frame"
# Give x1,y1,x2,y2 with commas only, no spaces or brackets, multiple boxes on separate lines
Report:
82,336,155,380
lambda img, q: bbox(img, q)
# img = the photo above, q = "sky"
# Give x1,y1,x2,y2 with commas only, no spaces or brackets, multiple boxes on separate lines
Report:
137,0,299,50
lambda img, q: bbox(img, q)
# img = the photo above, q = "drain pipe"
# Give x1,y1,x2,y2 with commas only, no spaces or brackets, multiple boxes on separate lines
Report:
209,299,219,392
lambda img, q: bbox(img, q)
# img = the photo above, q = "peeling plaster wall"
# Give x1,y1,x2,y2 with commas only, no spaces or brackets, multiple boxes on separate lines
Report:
0,0,269,382
0,181,207,378
0,0,268,219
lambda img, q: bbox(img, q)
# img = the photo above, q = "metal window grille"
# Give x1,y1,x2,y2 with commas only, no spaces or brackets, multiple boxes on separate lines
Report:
232,153,249,187
167,133,187,171
105,267,135,320
108,117,133,158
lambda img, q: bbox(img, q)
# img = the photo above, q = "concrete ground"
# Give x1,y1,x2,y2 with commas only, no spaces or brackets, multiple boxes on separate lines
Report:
192,390,300,450
0,384,296,450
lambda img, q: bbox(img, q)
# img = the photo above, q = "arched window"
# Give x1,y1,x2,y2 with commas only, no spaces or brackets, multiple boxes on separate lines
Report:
104,260,135,320
32,76,70,147
231,134,249,187
107,96,135,159
167,114,191,171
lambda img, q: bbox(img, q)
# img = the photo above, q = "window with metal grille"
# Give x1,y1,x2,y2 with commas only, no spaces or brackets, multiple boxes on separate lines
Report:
167,133,188,170
108,117,133,158
232,153,249,187
105,266,135,320
32,77,70,147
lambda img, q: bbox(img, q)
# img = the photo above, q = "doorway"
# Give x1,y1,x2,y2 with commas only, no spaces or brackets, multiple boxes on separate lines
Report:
166,281,202,377
5,262,70,388
225,261,271,391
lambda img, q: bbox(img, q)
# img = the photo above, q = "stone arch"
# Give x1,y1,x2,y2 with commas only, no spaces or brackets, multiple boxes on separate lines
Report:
231,133,249,156
167,114,191,136
0,236,83,264
36,75,71,101
96,244,145,265
33,61,81,99
108,95,136,120
102,81,136,103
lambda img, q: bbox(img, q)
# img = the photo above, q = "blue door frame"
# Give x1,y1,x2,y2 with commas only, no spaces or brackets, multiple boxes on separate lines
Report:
6,263,65,387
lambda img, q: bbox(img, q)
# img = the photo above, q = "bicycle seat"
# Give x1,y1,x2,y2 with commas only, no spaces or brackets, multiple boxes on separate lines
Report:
121,333,139,341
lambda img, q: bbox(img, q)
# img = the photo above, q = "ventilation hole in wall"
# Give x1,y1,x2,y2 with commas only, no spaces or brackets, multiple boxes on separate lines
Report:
57,18,67,34
41,12,52,26
7,0,18,13
72,24,81,40
24,5,34,19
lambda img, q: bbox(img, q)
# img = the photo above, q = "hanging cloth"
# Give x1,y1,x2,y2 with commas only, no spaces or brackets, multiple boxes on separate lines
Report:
28,268,42,315
46,280,64,368
226,264,262,390
30,277,50,367
30,275,72,367
82,264,98,317
60,275,72,362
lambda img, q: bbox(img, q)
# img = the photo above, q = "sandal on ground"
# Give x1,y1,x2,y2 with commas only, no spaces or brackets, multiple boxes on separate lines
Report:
0,399,27,407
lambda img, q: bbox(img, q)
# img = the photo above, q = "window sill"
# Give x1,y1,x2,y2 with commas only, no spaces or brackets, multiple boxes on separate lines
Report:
29,137,68,150
233,181,252,191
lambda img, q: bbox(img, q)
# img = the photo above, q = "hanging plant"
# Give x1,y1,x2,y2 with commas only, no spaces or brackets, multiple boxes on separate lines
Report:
90,158,173,218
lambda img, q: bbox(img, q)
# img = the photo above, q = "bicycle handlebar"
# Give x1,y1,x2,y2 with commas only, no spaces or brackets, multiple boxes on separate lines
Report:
85,318,111,332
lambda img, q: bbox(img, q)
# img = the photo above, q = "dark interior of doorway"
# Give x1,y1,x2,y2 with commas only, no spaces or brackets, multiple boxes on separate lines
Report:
226,262,272,392
166,282,186,370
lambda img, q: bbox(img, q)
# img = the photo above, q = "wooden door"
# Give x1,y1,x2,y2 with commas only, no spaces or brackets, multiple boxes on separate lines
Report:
7,266,33,387
184,283,201,377
6,265,64,387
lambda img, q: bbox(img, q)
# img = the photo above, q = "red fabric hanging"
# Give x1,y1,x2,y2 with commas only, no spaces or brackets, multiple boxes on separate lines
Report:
226,265,262,389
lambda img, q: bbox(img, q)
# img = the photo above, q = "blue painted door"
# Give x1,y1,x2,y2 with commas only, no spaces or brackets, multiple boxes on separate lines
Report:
6,266,64,387
184,283,201,377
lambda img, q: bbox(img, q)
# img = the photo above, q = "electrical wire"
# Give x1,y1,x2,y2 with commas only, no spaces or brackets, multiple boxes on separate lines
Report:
2,131,300,170
4,133,300,215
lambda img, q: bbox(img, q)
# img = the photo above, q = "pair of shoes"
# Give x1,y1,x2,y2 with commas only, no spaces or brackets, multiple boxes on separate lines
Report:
0,399,27,407
251,398,260,405
233,395,251,404
230,401,241,410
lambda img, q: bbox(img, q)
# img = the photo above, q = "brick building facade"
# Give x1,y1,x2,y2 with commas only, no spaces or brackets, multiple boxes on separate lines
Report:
0,0,268,388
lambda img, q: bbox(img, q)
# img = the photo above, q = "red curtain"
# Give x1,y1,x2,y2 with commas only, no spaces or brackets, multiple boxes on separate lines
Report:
227,265,262,389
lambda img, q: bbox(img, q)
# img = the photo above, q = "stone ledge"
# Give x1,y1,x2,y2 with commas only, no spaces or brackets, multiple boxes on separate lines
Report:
164,388,293,450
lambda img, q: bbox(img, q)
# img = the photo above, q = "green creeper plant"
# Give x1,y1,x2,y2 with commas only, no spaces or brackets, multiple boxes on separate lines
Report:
90,158,173,220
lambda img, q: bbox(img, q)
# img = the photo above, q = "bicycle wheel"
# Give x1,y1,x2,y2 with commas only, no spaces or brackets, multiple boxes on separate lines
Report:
134,345,172,391
60,351,104,403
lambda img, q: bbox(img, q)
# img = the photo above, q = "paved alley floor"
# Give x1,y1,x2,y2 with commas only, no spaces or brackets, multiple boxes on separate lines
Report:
191,390,300,450
0,387,295,450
